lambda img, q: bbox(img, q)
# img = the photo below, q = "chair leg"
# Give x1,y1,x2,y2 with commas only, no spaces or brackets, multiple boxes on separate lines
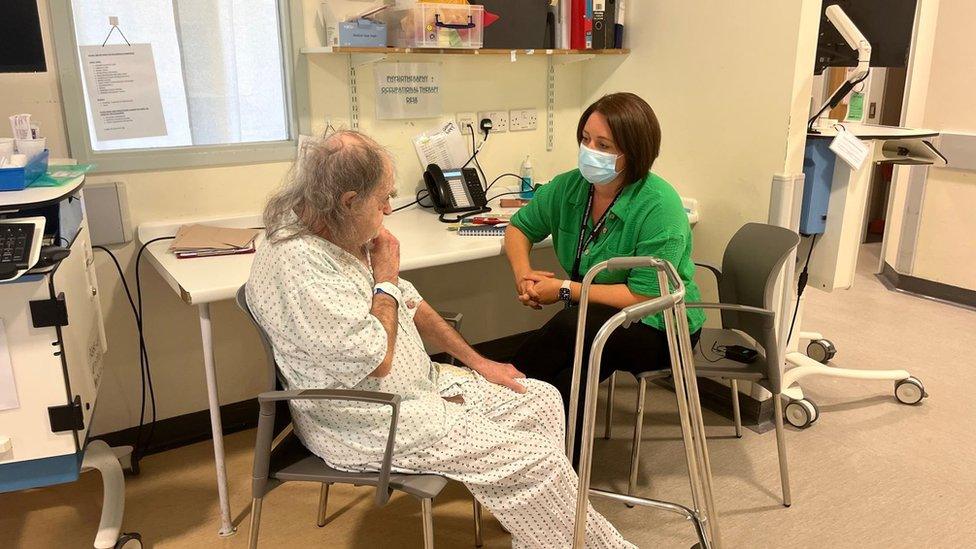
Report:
627,377,648,501
472,497,483,547
316,483,331,527
604,372,617,439
421,498,435,549
773,395,792,507
730,379,743,438
247,497,264,549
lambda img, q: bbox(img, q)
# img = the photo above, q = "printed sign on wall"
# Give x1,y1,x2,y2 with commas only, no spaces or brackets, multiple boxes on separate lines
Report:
375,62,442,120
80,44,168,141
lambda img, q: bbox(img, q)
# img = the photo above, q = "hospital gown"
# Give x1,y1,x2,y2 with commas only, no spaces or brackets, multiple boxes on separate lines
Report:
247,231,635,549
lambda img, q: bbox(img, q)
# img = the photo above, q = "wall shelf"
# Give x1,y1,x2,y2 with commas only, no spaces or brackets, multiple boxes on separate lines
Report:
301,46,629,149
301,46,630,57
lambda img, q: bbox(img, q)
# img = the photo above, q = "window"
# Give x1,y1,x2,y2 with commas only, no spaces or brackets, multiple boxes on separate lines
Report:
53,0,303,172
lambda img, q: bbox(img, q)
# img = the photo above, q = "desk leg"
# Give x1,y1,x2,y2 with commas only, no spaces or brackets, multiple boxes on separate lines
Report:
199,303,236,537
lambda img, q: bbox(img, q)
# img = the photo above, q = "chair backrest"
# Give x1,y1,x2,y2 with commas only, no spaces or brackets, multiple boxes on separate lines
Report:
717,223,800,392
237,284,295,438
236,285,283,394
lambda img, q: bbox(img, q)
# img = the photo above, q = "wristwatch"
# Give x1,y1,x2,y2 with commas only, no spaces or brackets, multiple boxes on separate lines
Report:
558,280,573,303
373,282,402,306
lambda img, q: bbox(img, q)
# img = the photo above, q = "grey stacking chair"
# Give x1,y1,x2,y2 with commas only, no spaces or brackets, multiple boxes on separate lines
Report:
236,285,483,548
603,223,800,506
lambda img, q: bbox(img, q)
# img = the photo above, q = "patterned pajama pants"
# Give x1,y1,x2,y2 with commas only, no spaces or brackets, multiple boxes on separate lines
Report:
393,377,636,549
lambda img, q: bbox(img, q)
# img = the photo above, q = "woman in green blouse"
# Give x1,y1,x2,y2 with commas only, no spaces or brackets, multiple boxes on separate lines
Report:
504,92,704,458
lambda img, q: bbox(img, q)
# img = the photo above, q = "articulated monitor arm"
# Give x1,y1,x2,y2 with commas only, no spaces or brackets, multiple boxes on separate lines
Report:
809,5,873,132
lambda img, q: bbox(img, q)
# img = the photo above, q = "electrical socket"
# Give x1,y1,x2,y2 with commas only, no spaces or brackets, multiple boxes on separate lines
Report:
477,110,508,133
456,112,477,134
509,108,538,132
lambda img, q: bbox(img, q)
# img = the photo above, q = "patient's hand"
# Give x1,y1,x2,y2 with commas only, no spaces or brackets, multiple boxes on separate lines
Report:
470,358,527,394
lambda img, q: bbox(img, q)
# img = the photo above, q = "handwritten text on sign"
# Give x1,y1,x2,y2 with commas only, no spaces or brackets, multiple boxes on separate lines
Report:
375,63,442,119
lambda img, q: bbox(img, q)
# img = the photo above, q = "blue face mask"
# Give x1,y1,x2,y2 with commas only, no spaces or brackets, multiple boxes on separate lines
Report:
578,143,621,185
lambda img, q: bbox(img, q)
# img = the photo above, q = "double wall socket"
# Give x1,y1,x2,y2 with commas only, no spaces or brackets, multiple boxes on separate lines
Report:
509,108,538,131
458,109,537,134
477,111,509,133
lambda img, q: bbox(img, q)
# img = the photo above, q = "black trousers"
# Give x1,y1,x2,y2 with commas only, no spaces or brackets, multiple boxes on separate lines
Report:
512,303,700,464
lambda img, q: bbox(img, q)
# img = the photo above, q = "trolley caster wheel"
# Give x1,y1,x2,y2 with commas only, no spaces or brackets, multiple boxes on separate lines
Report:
115,532,142,549
895,377,927,405
806,339,836,364
784,399,819,429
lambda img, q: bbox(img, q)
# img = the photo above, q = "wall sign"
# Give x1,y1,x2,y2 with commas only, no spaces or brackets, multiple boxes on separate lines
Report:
375,62,442,120
79,44,168,141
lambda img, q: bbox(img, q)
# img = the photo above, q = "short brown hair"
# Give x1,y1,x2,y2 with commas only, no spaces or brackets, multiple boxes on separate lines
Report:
576,92,661,186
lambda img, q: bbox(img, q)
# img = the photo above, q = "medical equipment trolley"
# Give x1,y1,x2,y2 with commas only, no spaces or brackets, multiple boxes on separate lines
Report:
0,174,141,548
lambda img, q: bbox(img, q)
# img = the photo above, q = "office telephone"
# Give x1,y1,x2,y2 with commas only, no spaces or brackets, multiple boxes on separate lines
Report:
423,164,488,216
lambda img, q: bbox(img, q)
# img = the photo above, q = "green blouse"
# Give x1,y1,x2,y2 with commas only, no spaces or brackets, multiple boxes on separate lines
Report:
510,169,706,333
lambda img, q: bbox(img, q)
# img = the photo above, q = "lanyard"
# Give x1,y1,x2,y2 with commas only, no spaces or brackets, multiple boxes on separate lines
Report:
571,186,623,282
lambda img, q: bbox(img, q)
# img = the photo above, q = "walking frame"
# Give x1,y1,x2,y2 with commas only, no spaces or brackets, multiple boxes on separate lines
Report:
567,257,720,549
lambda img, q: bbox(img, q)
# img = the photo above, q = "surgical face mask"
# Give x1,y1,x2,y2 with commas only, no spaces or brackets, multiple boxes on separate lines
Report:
578,144,621,185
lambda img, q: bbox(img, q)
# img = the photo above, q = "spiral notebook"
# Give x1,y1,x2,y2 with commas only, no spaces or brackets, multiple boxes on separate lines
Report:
457,224,508,237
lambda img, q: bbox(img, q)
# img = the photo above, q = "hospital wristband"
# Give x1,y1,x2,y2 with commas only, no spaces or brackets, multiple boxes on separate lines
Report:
373,282,402,306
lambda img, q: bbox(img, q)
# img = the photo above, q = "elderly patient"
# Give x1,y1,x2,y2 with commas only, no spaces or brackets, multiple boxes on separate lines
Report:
247,131,634,548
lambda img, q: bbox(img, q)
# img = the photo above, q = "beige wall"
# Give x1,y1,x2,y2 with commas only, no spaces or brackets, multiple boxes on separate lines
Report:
883,0,940,273
911,0,976,289
4,0,816,435
581,0,819,268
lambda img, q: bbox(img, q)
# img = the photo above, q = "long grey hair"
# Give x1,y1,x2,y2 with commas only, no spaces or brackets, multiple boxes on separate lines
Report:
264,130,392,244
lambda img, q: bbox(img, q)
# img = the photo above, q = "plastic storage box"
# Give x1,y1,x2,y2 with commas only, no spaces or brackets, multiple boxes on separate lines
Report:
387,3,484,49
338,18,387,47
0,150,49,191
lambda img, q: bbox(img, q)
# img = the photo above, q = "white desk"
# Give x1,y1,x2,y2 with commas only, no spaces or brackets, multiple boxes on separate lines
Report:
136,194,700,536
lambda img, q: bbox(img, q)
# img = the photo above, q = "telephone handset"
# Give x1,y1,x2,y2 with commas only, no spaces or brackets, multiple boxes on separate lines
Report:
423,164,488,216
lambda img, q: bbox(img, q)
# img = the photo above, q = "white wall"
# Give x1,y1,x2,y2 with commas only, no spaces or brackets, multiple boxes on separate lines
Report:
581,0,820,266
911,0,976,290
3,0,819,435
883,0,940,274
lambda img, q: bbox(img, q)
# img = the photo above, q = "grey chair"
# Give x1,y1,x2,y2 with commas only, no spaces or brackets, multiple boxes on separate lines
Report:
236,286,484,548
603,223,800,506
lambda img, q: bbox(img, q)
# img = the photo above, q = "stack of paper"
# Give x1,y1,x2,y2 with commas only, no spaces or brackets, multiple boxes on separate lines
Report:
168,224,260,259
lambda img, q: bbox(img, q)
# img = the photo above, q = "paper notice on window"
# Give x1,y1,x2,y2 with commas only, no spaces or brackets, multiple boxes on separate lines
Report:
829,127,870,170
0,319,19,412
79,44,168,141
375,63,442,120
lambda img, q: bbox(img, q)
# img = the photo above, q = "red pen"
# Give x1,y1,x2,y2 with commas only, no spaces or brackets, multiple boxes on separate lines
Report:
470,217,506,225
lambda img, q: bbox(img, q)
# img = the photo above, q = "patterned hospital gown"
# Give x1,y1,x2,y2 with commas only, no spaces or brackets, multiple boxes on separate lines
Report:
247,230,635,548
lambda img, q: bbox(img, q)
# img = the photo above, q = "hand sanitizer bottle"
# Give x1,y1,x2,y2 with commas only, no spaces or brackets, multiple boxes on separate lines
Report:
520,155,534,199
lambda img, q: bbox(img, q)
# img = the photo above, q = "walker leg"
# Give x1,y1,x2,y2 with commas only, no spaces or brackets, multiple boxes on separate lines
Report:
627,377,647,500
604,372,617,439
730,380,742,438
